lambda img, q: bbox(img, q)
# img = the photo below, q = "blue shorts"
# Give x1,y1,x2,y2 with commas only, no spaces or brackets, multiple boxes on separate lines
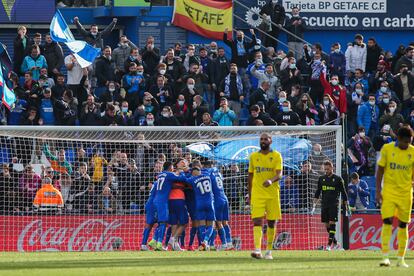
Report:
195,201,216,221
168,199,189,225
155,201,169,222
214,199,229,221
145,201,157,225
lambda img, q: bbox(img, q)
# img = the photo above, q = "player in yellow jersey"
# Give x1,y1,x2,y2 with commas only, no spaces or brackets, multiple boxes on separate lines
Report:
248,132,283,260
376,126,414,268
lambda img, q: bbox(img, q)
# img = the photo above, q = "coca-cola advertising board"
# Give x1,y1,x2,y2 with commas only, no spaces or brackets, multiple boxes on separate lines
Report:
0,215,325,252
349,214,414,250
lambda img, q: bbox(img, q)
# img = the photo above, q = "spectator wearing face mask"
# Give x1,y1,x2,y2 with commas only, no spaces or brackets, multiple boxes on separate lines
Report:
98,81,122,112
370,60,394,93
172,94,191,126
74,17,117,49
140,36,160,76
394,64,414,115
208,41,219,60
149,75,173,109
143,112,156,126
357,94,379,140
158,106,180,126
279,57,303,92
345,34,367,75
379,100,405,134
348,83,366,135
318,94,339,125
118,101,134,126
122,62,146,111
293,93,317,125
246,51,266,91
350,69,369,94
269,90,288,121
179,78,199,106
375,81,399,106
95,46,116,97
320,66,347,119
329,43,346,82
112,35,138,81
124,48,146,72
275,100,301,126
347,127,372,177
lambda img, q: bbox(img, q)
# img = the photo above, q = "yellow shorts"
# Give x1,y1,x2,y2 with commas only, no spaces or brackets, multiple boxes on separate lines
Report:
381,194,413,223
251,197,281,221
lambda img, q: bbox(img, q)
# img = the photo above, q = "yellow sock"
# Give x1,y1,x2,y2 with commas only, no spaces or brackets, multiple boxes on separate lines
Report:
267,226,275,250
381,224,392,254
398,227,408,258
253,226,263,250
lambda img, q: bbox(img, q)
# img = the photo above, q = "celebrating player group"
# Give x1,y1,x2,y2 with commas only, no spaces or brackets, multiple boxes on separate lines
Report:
140,127,414,266
140,158,233,251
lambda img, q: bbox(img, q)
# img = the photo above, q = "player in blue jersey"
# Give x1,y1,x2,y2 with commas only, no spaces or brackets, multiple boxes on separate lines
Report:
185,161,199,251
204,161,234,250
167,158,189,251
187,164,216,251
153,161,188,251
141,180,159,251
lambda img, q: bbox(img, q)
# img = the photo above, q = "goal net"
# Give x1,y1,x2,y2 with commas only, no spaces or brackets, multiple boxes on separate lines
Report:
0,126,341,252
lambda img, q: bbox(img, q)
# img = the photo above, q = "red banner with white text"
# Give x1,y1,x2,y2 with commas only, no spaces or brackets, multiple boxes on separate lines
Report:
0,215,326,252
349,214,414,250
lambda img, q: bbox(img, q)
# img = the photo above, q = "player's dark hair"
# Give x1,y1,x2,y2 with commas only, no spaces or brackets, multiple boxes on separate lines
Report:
163,161,173,171
203,160,213,168
397,125,413,139
174,158,185,167
350,172,359,179
192,160,202,168
323,160,333,167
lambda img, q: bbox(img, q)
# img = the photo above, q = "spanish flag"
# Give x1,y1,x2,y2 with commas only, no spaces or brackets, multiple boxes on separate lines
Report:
172,0,232,40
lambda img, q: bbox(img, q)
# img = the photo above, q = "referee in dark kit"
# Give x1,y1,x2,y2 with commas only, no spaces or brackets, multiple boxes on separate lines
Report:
312,160,349,251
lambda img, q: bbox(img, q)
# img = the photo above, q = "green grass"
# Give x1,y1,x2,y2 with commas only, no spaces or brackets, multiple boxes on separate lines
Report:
0,251,413,275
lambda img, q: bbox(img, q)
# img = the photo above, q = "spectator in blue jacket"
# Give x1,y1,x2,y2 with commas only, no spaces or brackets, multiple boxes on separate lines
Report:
280,175,299,212
348,172,370,211
213,98,237,126
357,94,379,140
39,88,55,125
329,43,346,81
21,45,48,81
350,69,369,94
122,62,146,111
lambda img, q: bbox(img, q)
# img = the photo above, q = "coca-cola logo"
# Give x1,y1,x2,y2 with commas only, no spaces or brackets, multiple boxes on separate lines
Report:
18,219,123,252
349,217,414,250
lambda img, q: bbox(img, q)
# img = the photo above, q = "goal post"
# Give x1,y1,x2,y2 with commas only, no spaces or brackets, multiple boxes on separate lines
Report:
0,125,342,252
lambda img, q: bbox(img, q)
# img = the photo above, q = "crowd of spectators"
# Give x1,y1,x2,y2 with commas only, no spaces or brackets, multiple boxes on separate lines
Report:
2,4,414,213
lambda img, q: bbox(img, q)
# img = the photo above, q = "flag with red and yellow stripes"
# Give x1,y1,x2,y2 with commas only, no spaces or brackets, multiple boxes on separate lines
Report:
172,0,232,40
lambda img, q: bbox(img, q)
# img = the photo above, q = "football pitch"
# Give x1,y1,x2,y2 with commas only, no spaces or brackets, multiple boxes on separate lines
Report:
0,251,413,275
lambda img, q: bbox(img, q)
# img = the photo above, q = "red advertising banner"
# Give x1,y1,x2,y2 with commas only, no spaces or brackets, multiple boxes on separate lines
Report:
349,214,414,250
0,214,325,252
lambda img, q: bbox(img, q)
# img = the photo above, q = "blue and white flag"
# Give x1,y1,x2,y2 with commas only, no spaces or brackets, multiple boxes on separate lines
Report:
0,42,15,110
50,10,100,68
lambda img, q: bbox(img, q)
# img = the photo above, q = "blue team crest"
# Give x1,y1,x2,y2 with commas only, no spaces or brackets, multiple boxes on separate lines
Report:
186,135,312,171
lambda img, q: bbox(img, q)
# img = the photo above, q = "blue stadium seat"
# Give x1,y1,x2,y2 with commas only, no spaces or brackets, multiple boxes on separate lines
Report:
65,148,76,164
238,107,249,126
0,148,11,164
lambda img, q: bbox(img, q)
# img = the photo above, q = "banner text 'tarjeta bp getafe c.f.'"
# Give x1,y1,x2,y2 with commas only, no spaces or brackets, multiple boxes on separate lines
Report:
235,0,414,30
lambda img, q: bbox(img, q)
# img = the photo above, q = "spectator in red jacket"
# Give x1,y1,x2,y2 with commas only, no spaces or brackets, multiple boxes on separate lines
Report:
320,65,347,119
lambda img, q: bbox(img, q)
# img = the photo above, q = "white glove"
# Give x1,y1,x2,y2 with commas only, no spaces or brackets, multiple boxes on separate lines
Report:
310,203,316,216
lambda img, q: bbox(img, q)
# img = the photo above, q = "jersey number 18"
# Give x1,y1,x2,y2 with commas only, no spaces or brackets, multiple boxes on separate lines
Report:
197,180,211,194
